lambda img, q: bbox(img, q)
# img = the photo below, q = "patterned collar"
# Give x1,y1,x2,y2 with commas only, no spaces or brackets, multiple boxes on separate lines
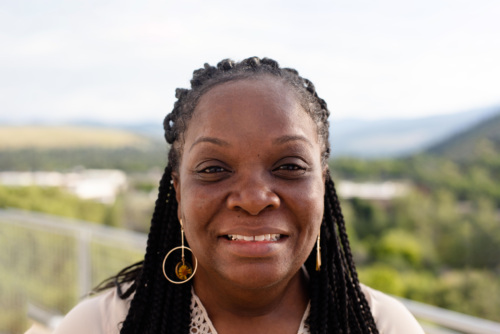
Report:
189,289,311,334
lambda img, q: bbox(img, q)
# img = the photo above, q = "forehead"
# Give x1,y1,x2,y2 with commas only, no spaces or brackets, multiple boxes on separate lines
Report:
187,77,317,140
197,77,298,115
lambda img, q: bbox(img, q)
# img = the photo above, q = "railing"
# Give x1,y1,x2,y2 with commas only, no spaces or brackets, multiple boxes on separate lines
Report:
398,298,500,334
1,208,499,334
0,208,146,334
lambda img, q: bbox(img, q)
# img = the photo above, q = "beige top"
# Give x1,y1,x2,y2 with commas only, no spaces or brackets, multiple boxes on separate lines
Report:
26,284,424,334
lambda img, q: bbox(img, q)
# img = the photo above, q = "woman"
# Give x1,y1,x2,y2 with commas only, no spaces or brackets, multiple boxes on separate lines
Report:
45,57,424,333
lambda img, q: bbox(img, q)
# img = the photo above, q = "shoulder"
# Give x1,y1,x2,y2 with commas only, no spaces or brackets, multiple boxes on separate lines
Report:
53,287,132,334
361,284,425,334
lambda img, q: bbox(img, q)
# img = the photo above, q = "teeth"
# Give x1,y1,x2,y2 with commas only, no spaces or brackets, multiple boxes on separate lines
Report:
254,235,265,241
227,234,281,241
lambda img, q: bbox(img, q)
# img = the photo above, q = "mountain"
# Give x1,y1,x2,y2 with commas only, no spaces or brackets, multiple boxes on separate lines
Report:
0,125,167,172
0,125,156,150
329,106,500,158
425,111,500,161
1,105,498,159
67,120,165,141
116,106,500,158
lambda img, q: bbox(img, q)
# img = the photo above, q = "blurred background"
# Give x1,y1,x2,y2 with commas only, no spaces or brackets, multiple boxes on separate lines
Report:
1,0,499,333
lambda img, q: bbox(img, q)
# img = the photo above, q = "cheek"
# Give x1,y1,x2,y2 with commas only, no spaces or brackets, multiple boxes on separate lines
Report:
288,180,325,229
304,199,324,236
180,183,223,220
178,183,227,249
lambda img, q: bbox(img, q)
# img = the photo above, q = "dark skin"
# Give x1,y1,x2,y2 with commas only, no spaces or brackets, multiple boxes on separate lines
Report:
172,76,326,334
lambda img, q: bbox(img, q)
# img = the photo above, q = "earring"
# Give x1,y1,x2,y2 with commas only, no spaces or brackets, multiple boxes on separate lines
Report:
316,231,321,271
162,219,198,284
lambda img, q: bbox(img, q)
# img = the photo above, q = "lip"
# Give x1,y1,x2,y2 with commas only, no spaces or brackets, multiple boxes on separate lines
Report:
218,227,289,237
227,233,281,242
219,235,288,257
216,225,290,257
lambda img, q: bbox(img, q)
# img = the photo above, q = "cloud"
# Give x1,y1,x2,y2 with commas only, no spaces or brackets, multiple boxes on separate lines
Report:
1,0,499,123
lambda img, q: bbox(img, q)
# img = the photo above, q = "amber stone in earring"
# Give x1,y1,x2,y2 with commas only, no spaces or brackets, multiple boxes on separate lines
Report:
175,259,193,280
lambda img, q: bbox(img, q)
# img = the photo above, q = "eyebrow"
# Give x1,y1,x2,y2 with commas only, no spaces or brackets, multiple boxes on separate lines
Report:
189,134,313,152
273,135,313,147
189,137,230,152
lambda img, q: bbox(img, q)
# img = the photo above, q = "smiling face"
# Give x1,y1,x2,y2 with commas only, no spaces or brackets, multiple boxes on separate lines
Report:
173,76,326,290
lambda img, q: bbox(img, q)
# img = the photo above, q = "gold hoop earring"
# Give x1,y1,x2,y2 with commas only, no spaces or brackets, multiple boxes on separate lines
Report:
316,231,321,271
162,219,198,284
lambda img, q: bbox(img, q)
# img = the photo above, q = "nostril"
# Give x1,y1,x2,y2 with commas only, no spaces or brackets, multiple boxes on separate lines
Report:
227,190,280,215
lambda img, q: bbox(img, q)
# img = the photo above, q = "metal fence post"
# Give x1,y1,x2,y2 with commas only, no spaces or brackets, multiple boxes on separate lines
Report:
77,229,92,297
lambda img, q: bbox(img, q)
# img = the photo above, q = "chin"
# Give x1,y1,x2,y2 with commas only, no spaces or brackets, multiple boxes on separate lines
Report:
220,263,297,290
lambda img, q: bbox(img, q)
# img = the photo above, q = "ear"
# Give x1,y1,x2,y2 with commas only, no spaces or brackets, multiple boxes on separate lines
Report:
171,171,181,220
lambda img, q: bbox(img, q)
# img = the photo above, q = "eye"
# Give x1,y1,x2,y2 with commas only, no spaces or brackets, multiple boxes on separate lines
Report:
198,166,227,174
195,165,231,181
273,163,307,178
277,164,302,171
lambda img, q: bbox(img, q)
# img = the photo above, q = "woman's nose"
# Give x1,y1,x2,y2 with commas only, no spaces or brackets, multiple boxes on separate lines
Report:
226,172,280,215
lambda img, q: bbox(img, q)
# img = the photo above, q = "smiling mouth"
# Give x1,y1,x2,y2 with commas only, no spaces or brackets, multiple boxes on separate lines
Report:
226,234,283,242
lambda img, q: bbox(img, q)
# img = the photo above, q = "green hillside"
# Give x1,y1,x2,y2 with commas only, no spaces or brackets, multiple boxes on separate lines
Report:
0,126,167,172
1,122,500,324
329,112,500,322
0,125,152,149
426,110,500,161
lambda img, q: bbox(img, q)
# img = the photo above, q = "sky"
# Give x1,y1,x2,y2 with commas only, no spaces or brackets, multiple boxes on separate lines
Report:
1,0,499,124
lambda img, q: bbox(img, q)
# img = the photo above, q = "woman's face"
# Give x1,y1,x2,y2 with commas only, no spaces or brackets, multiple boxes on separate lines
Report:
173,76,325,290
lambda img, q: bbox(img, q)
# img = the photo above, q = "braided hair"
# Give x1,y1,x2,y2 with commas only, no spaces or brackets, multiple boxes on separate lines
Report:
109,57,379,334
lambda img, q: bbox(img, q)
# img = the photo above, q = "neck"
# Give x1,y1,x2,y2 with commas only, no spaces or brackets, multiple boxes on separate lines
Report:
192,268,309,334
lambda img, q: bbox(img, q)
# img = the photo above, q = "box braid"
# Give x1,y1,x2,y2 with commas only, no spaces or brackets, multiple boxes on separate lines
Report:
102,57,378,334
